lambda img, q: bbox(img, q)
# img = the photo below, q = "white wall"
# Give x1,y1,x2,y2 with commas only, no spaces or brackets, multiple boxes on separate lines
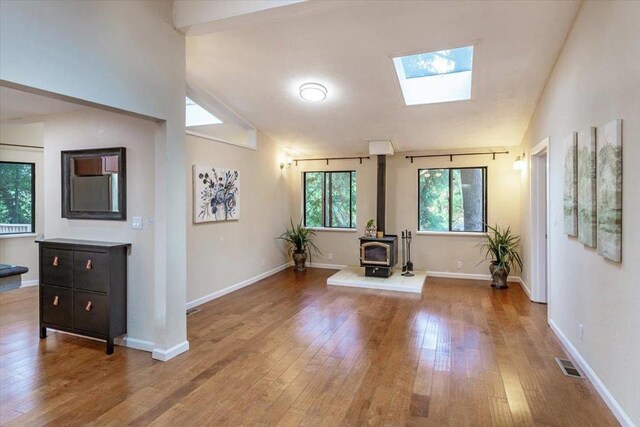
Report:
186,132,289,304
0,0,188,358
0,123,44,283
388,152,521,276
519,2,640,425
287,151,522,275
42,109,157,345
286,158,376,267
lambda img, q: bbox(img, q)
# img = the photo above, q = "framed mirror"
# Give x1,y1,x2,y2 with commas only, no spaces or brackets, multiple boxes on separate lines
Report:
61,147,126,220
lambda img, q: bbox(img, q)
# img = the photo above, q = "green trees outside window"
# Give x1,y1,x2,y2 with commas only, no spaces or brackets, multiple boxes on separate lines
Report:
418,167,486,232
304,171,356,229
0,162,35,235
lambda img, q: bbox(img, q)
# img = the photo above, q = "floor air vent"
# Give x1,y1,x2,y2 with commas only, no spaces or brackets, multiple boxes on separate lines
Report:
186,308,201,317
555,358,585,379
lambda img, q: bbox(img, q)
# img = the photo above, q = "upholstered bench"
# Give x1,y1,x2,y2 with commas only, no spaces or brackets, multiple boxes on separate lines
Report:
0,264,29,292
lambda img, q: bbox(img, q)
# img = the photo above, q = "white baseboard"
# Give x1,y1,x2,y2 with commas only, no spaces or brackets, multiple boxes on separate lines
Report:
47,329,105,343
186,262,291,310
427,270,522,283
50,329,156,353
514,277,532,299
20,279,39,288
152,340,190,362
549,320,634,427
116,336,155,352
308,262,346,270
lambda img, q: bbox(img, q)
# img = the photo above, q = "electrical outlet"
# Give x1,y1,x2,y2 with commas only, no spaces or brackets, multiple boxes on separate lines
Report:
328,253,333,260
147,217,154,225
456,261,463,269
132,216,143,230
261,259,266,267
578,323,583,340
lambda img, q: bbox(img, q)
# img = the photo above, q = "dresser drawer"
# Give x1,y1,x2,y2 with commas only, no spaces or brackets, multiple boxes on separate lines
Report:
73,251,108,292
73,291,108,335
41,285,73,328
41,248,73,287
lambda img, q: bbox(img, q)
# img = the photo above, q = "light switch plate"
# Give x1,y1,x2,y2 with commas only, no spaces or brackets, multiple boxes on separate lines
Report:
132,216,143,229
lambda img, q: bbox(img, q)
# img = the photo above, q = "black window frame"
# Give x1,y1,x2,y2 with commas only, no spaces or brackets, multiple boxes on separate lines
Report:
303,170,356,229
0,161,36,236
417,166,487,233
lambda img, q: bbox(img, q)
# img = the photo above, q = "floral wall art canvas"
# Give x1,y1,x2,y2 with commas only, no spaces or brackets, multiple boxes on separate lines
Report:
193,165,240,223
577,127,597,247
563,132,578,236
596,119,622,262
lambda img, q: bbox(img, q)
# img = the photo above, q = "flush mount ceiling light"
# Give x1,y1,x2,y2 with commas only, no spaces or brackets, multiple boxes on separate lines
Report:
299,83,327,102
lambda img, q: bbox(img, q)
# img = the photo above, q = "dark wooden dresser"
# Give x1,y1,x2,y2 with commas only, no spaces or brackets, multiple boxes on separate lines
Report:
36,238,131,354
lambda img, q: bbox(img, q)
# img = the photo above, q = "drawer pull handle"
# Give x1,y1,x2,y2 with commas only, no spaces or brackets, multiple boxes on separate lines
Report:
52,256,59,267
53,296,59,306
86,260,92,270
85,301,93,311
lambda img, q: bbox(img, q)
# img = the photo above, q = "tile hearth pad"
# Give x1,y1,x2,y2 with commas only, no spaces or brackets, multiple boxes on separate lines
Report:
327,266,425,293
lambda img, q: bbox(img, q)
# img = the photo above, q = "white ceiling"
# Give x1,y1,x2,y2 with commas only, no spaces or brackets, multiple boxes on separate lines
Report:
0,86,87,122
186,0,581,156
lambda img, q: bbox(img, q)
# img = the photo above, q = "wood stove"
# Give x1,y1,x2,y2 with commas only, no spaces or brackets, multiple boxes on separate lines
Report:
357,153,400,278
359,235,398,278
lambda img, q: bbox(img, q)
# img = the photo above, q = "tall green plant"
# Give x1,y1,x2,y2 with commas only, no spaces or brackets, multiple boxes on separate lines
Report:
478,224,523,271
277,219,321,256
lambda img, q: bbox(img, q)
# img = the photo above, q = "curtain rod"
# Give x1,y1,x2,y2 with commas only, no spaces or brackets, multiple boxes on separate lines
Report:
293,156,370,166
0,142,44,150
406,150,509,163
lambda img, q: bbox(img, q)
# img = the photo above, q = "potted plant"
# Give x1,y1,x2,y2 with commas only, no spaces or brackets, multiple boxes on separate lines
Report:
365,219,377,237
478,224,523,289
277,220,321,272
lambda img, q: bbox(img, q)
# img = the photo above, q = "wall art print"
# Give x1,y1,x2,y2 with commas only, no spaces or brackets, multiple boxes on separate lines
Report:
596,119,622,262
577,127,597,247
193,165,240,223
563,132,578,237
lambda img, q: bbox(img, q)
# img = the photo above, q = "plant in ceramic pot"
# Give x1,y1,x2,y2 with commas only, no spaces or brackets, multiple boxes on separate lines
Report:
478,224,523,289
277,220,321,272
365,219,377,237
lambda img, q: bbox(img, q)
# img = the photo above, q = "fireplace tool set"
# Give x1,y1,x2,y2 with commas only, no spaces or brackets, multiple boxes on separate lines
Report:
401,230,414,277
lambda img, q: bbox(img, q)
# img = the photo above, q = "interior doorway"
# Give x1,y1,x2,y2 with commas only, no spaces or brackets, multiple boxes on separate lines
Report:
530,137,549,304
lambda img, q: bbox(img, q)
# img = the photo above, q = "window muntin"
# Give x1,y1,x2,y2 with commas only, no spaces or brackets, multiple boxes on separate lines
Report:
304,171,356,229
0,161,35,235
393,45,474,105
418,167,486,232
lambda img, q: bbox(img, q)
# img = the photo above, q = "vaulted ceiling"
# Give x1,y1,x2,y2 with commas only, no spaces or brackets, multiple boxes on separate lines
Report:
184,1,581,156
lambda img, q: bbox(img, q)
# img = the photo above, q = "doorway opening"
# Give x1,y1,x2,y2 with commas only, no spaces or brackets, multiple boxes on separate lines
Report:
530,137,549,304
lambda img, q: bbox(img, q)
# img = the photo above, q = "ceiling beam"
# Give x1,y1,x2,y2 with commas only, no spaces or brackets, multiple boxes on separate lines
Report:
173,0,367,36
174,0,304,35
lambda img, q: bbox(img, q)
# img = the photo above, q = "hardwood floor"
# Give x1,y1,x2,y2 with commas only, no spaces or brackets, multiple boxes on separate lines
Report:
0,268,618,426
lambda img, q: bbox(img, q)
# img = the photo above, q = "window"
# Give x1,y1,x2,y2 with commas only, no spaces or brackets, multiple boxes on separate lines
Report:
186,97,222,127
418,167,486,232
392,45,474,105
304,171,356,229
0,161,35,235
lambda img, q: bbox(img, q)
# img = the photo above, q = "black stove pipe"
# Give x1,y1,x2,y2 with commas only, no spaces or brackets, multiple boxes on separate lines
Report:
376,155,386,233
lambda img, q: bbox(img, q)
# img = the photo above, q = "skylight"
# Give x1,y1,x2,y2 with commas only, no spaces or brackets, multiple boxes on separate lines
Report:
392,45,474,106
185,97,222,127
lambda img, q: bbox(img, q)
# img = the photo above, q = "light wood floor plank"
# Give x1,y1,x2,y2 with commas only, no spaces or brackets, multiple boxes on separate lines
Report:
0,268,619,426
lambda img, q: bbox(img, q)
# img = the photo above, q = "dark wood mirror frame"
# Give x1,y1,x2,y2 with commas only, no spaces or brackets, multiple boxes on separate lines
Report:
61,147,127,220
